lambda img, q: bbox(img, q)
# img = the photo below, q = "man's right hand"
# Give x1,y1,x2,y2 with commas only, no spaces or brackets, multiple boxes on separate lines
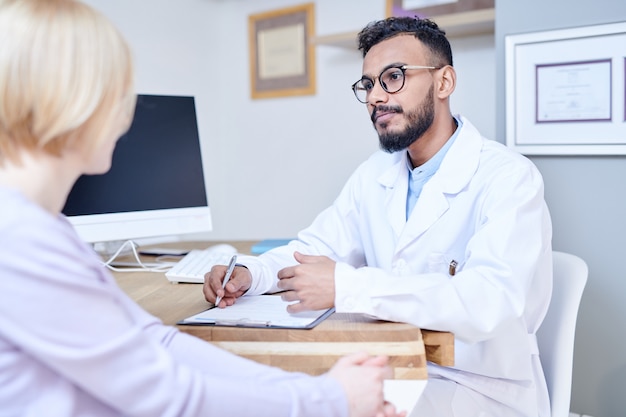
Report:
202,264,251,308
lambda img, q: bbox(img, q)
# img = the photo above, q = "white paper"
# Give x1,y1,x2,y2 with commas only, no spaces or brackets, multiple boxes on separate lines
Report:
258,24,305,80
180,295,331,328
536,60,612,122
384,379,427,415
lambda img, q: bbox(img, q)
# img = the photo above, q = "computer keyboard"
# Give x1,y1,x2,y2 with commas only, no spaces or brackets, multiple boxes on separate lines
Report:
165,249,236,284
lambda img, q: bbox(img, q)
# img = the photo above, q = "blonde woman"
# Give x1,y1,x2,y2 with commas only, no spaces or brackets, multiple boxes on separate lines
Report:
0,1,403,416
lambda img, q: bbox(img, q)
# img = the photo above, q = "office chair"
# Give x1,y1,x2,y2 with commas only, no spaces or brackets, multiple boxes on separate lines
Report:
537,251,588,417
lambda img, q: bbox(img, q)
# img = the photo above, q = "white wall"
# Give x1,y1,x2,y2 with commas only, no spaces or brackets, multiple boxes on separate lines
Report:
84,0,495,242
205,0,383,241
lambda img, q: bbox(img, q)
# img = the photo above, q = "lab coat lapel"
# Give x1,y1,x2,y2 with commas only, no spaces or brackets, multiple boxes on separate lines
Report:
401,180,449,246
395,116,482,249
378,156,409,239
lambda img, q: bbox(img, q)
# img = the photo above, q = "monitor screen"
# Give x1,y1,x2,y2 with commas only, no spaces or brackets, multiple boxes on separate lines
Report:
63,94,212,243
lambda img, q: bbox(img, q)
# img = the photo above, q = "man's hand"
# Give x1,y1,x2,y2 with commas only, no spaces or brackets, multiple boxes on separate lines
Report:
276,251,336,313
203,264,251,308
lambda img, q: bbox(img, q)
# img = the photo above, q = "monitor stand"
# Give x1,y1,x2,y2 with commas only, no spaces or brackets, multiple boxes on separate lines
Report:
93,240,135,258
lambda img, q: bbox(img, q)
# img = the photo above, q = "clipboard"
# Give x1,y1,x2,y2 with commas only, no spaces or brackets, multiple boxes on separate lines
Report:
177,295,334,329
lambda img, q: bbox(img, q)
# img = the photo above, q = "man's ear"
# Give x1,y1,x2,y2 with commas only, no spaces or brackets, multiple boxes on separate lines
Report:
436,65,456,99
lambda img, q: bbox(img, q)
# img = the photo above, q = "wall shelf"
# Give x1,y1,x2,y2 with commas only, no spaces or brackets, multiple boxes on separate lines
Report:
312,8,495,49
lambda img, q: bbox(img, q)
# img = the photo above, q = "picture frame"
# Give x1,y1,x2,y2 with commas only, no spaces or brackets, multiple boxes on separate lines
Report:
505,21,626,155
248,3,316,100
386,0,494,19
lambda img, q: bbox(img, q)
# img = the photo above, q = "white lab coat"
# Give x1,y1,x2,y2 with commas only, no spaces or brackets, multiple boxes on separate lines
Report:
240,116,553,417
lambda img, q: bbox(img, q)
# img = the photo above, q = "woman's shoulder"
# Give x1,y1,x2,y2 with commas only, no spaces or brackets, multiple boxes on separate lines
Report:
0,187,98,277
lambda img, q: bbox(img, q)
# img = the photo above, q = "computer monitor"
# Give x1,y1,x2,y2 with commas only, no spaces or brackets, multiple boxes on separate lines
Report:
62,94,212,243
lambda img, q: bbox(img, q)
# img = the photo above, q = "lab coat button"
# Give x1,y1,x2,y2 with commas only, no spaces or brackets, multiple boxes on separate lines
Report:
395,259,406,269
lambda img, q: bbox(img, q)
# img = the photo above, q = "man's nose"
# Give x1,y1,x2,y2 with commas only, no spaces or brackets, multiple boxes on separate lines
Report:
367,80,388,105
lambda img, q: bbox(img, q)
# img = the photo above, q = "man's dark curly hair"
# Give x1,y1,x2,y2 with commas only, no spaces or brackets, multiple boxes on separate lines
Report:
357,16,453,67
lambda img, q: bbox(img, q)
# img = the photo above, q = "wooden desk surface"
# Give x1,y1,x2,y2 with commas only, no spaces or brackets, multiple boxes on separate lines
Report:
113,241,453,379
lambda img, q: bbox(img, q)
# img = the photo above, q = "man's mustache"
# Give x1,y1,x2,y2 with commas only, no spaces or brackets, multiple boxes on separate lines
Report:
371,105,403,123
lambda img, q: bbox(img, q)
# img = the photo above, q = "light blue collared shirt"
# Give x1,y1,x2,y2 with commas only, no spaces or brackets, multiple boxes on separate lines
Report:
406,117,462,219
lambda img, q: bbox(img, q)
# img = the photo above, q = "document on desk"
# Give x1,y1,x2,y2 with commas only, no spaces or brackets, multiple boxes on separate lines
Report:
178,295,334,329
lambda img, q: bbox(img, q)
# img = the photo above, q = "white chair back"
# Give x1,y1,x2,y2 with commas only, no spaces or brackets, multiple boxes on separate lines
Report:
537,251,588,417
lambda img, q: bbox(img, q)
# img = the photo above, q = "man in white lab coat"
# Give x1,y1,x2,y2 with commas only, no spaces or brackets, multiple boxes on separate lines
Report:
205,16,553,417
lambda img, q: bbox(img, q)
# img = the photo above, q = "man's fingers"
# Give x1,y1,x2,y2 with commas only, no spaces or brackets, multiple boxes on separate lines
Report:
276,275,296,291
293,251,325,264
286,301,308,314
224,275,245,293
280,290,299,302
276,265,296,280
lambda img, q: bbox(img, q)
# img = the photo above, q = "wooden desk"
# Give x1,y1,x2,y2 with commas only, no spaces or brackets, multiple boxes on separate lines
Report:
113,241,454,380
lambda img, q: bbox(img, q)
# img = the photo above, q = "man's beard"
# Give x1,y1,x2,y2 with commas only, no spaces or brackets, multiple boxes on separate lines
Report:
374,85,435,153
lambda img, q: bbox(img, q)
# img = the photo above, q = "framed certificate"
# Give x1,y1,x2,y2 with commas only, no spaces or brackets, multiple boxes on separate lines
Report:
248,3,316,99
505,21,626,155
535,59,612,124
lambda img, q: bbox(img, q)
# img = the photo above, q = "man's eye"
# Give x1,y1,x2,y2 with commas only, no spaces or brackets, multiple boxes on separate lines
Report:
361,80,374,91
386,71,403,82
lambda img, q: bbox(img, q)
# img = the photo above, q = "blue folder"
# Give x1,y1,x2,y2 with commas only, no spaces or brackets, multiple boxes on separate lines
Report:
251,239,294,255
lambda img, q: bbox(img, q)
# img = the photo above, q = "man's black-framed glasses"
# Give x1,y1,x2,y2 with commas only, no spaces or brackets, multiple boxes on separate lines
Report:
351,65,440,103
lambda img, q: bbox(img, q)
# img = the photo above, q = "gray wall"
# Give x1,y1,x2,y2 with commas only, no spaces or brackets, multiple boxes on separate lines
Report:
495,2,626,416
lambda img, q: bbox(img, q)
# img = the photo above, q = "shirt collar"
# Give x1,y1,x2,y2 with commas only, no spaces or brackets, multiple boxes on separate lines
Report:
406,116,463,181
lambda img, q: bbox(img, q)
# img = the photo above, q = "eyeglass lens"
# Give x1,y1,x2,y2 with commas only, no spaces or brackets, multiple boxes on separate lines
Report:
353,67,406,103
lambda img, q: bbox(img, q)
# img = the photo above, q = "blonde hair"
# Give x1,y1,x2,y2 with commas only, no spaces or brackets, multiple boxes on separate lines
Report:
0,0,135,164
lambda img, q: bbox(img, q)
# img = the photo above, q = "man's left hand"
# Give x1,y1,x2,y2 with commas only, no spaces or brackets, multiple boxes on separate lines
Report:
276,251,336,313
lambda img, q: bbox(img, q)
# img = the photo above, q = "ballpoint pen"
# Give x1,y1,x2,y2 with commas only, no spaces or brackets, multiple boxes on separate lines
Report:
214,254,237,307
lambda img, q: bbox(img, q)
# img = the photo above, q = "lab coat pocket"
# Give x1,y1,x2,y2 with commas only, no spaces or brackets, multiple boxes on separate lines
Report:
427,252,462,277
